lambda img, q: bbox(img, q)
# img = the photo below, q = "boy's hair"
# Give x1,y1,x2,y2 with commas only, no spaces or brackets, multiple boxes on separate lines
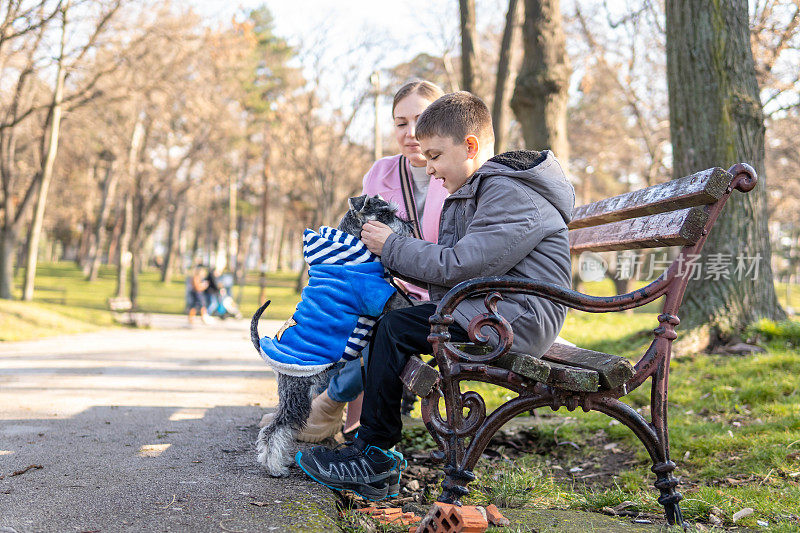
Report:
392,80,445,115
416,91,494,144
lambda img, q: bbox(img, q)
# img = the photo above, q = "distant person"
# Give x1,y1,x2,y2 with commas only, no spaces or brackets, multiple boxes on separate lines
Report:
259,80,448,439
186,265,209,326
205,267,221,316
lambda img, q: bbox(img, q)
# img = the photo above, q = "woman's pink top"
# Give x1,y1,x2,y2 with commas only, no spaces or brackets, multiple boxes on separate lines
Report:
362,154,449,300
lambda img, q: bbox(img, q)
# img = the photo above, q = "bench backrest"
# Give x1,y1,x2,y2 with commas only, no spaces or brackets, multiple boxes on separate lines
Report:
567,167,734,253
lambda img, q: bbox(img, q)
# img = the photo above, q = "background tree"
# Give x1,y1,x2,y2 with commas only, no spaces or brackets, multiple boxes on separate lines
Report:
765,110,800,305
665,0,785,341
0,0,124,299
492,0,521,153
511,0,571,163
458,0,479,94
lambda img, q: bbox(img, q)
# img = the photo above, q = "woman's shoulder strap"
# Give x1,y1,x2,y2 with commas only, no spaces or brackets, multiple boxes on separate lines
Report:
397,156,422,239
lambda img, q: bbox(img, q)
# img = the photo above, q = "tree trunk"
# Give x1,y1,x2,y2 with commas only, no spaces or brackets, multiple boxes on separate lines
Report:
87,156,118,281
258,153,270,305
115,196,132,298
129,245,141,308
228,173,237,272
459,0,479,94
106,209,121,273
160,203,182,283
0,225,18,299
22,3,68,301
492,0,521,154
268,210,284,271
115,117,143,298
81,162,99,273
510,0,570,163
666,0,785,338
275,217,287,270
75,216,92,268
234,213,249,282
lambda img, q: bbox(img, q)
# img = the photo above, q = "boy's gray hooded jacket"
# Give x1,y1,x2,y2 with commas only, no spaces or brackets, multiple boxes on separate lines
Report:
381,150,575,357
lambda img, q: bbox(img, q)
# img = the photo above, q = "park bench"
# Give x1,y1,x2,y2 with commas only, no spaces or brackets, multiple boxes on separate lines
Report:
400,163,758,527
107,296,151,328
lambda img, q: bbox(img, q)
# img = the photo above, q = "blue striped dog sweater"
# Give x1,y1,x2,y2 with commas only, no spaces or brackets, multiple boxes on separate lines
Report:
258,227,397,377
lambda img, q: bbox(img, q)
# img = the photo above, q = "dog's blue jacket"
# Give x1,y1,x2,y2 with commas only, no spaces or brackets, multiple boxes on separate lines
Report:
258,227,397,377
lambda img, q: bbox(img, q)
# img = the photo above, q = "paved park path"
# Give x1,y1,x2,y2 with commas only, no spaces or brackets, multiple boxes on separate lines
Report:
0,315,338,533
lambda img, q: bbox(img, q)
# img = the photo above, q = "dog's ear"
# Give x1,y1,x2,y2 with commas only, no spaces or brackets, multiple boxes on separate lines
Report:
366,195,390,211
348,195,367,212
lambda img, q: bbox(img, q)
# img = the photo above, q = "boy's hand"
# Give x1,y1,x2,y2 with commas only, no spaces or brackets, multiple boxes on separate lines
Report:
361,221,393,256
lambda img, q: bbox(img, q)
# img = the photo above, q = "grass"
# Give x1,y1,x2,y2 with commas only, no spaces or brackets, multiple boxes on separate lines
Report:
0,261,304,341
5,263,800,529
427,304,800,530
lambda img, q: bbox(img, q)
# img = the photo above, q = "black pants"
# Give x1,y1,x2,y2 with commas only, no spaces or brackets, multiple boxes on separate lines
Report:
357,303,468,449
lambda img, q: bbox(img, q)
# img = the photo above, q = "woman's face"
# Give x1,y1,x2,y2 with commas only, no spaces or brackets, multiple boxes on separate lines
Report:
393,92,435,167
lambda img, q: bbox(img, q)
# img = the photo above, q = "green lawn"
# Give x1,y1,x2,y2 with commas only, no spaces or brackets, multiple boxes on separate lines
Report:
3,263,800,529
439,312,800,531
0,261,303,341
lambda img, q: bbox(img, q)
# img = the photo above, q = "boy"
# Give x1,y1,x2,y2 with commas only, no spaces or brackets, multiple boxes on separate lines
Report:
295,92,575,500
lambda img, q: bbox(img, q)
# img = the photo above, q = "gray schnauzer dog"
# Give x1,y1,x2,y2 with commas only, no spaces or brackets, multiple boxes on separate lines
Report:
250,194,414,477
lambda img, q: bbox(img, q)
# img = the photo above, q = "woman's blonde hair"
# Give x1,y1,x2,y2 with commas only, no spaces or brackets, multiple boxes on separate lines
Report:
392,80,445,116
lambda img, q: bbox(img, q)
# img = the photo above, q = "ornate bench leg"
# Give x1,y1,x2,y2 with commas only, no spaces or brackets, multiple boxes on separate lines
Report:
653,460,684,526
438,463,475,504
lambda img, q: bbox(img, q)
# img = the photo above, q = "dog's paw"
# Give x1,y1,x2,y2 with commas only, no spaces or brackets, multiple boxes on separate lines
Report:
257,449,291,477
256,425,296,478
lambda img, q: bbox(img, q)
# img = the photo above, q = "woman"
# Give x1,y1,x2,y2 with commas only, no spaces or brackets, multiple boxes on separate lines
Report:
260,80,447,438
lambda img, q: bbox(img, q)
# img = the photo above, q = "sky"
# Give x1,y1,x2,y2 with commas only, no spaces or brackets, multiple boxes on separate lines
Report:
193,0,466,69
191,0,505,143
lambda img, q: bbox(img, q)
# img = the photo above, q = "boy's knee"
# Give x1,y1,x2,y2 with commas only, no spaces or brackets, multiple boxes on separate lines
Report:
376,307,413,336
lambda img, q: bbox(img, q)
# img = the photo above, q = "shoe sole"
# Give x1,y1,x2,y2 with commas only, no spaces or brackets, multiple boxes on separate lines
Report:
295,451,390,501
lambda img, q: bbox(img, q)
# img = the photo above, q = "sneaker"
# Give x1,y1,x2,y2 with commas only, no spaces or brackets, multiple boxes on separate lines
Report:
295,438,398,501
386,449,407,497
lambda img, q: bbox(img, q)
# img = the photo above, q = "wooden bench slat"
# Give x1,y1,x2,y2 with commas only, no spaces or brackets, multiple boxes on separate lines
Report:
542,343,634,390
494,352,550,383
450,344,552,383
569,167,730,229
568,206,709,253
544,361,599,392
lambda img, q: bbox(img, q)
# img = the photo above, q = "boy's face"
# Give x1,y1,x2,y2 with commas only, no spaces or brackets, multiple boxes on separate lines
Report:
420,134,480,194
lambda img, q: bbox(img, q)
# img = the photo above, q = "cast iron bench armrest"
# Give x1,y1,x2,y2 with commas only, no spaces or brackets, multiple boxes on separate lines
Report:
430,273,676,366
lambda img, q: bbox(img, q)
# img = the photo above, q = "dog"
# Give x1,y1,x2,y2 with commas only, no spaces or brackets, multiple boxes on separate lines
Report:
250,194,414,477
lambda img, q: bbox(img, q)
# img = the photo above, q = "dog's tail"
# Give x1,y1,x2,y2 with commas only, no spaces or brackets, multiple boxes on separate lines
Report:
250,300,271,354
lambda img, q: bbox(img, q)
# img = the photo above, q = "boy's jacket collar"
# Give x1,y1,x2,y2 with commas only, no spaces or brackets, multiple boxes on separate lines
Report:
446,149,574,224
449,149,550,199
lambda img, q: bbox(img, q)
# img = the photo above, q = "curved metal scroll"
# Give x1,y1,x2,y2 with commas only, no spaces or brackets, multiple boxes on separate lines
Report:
425,386,488,438
438,292,514,364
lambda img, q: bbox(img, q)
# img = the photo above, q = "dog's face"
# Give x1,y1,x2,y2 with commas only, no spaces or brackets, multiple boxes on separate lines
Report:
338,195,414,239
